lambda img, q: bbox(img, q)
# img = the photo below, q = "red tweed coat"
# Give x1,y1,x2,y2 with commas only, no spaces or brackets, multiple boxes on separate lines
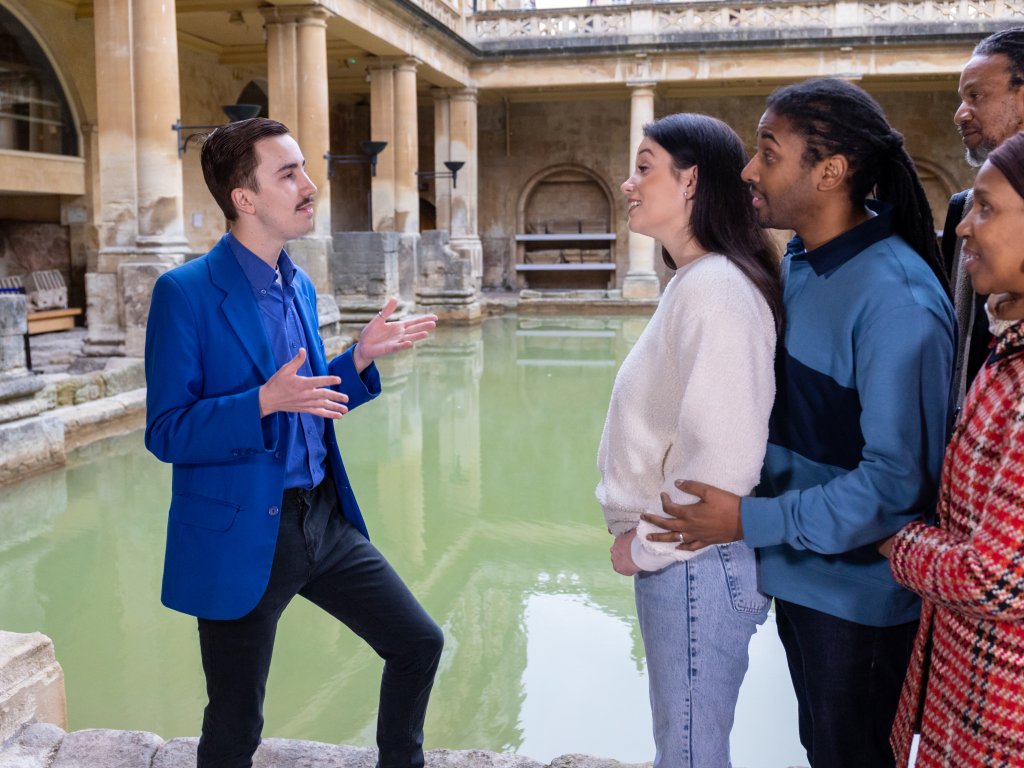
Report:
889,320,1024,768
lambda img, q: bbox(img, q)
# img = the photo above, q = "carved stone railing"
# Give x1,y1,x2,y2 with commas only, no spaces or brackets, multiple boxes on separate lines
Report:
405,0,464,34
469,0,1024,45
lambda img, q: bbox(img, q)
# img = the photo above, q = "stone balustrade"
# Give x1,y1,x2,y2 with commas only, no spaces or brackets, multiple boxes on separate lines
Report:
469,0,1024,47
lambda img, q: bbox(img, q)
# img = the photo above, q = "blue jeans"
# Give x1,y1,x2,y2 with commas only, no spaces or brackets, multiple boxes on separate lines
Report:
196,477,443,768
634,541,770,768
774,599,917,768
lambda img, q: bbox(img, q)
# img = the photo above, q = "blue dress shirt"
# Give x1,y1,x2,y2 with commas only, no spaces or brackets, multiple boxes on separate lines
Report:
227,232,327,489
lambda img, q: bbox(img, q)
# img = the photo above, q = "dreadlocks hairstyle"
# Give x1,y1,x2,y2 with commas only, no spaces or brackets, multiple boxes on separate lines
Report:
974,27,1024,89
644,113,784,335
765,78,950,296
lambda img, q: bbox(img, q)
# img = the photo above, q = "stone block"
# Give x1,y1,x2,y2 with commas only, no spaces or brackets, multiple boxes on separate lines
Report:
0,335,27,377
0,414,65,486
100,361,145,397
287,236,331,295
548,757,651,768
331,232,400,299
118,263,171,358
0,632,67,743
0,722,66,768
0,374,44,405
252,738,375,767
398,232,419,302
0,294,28,337
84,272,120,333
151,737,197,768
51,729,163,768
424,748,545,767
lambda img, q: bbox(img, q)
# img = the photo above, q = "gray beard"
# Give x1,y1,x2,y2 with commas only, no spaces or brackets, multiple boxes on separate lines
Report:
964,146,986,167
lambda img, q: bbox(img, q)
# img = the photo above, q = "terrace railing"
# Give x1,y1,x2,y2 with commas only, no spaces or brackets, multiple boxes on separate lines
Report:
467,0,1024,48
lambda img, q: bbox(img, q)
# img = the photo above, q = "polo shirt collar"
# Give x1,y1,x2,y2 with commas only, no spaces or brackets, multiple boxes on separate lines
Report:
786,200,895,276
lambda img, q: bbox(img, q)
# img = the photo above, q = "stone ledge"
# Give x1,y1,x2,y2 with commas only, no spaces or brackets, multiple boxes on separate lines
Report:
0,725,652,768
0,633,66,744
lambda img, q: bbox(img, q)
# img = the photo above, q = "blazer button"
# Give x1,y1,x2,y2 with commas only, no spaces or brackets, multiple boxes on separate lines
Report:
268,506,279,516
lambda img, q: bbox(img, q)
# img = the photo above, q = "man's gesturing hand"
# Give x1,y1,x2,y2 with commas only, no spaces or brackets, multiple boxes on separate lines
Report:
352,296,438,373
258,348,349,419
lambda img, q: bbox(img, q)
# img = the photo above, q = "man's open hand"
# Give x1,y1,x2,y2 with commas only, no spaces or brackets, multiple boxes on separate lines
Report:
259,348,349,419
352,297,438,372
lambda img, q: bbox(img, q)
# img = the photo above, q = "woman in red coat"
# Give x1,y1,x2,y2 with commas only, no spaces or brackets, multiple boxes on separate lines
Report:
880,131,1024,767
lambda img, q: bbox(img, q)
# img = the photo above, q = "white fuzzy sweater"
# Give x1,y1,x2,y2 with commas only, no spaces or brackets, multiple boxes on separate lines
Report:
596,253,777,571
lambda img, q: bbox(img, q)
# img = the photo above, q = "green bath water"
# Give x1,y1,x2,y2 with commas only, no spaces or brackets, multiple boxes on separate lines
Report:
0,314,805,766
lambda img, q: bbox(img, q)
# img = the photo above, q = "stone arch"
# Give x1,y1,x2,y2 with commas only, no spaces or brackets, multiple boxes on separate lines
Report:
0,2,80,156
515,163,616,237
913,156,962,232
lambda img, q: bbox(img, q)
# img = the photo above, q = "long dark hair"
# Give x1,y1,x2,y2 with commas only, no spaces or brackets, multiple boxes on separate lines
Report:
644,113,783,335
765,78,950,295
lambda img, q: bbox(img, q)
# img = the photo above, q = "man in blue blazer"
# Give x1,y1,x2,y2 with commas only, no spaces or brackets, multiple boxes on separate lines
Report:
144,118,443,768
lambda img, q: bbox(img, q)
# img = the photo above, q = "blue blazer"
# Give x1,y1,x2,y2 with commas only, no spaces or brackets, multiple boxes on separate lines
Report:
144,236,379,620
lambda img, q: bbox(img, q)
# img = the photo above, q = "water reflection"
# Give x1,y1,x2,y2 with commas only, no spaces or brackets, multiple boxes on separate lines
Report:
0,315,805,766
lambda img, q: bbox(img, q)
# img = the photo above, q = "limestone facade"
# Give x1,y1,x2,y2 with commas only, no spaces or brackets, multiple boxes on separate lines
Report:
0,0,1018,340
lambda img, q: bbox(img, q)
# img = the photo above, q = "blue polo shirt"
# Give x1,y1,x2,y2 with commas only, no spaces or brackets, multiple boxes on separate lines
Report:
741,203,955,627
227,232,327,490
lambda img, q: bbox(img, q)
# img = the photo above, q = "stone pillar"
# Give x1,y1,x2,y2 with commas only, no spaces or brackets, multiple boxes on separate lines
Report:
394,58,420,235
449,88,483,289
623,82,660,299
132,0,188,258
86,0,138,354
120,0,189,355
0,631,67,743
263,9,299,132
369,61,396,233
431,88,452,233
285,8,333,294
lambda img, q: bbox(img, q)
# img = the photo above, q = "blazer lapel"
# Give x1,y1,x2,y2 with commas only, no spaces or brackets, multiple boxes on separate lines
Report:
207,239,278,381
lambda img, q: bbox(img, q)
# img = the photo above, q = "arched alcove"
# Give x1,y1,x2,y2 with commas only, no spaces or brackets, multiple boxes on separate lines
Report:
0,4,77,156
514,164,617,290
914,157,961,234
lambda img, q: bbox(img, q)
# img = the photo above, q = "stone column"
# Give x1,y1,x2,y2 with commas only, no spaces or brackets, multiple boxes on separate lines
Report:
0,632,67,743
623,81,660,299
394,58,420,235
285,8,333,294
86,0,138,354
263,9,299,132
431,88,453,234
120,0,189,355
449,88,482,288
369,61,396,233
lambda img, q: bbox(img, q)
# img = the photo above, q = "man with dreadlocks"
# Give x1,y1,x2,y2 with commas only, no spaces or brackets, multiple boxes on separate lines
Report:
640,78,955,767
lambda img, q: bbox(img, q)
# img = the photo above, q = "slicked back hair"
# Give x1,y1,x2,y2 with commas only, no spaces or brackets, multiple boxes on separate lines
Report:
200,118,291,221
643,113,784,335
974,27,1024,90
765,78,949,295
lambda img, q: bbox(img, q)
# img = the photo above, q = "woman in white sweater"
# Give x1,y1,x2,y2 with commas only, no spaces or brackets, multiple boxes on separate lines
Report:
597,113,782,767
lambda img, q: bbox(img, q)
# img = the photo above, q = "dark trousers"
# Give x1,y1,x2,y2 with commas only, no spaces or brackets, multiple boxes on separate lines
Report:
195,477,444,768
775,598,917,768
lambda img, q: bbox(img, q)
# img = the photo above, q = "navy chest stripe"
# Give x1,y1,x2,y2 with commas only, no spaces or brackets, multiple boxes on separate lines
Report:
768,349,865,470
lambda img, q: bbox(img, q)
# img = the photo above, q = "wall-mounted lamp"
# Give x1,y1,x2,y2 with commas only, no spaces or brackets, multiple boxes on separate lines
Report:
325,140,388,178
416,160,465,189
172,104,262,156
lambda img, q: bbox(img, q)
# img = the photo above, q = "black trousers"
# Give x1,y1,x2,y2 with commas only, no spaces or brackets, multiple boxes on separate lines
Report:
775,598,917,768
195,477,443,768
